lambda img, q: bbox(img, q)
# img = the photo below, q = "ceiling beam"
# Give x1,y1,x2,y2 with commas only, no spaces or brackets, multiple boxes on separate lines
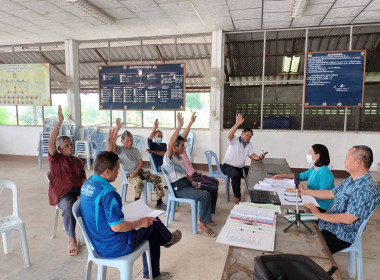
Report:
155,45,165,63
94,49,108,65
41,53,66,77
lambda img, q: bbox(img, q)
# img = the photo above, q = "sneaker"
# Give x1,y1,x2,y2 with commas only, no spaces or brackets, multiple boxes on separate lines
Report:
155,202,167,209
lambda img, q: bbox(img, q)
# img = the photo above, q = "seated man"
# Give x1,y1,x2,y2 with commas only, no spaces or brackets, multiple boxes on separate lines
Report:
80,151,181,280
221,114,266,204
48,105,86,256
179,112,218,214
163,113,218,237
302,145,380,254
147,119,167,172
107,118,166,209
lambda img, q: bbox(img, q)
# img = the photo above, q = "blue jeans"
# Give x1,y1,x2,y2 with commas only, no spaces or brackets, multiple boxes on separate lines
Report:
172,178,212,223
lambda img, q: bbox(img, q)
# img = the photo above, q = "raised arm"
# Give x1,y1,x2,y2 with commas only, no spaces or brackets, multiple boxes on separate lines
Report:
148,119,159,140
107,118,122,152
167,113,184,159
48,105,64,156
228,114,244,142
181,112,196,139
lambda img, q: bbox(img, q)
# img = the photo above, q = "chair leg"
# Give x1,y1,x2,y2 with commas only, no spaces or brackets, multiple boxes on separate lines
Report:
357,247,363,280
347,251,356,278
76,227,84,246
85,260,93,280
169,200,176,221
165,199,171,227
142,181,148,204
145,248,153,280
86,156,91,170
53,206,60,238
225,177,230,201
148,182,153,201
190,201,198,235
38,155,42,169
2,231,12,254
17,223,31,267
121,183,127,202
97,265,107,280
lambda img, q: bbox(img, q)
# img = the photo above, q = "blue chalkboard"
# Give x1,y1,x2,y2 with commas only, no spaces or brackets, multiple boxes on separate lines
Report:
304,51,366,107
98,63,185,110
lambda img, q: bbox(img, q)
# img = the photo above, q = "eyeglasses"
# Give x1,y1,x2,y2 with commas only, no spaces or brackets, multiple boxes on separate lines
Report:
284,193,302,203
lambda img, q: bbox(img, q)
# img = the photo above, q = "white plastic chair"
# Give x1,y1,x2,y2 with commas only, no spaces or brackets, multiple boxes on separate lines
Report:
43,117,58,132
339,213,373,280
0,179,31,267
45,171,84,245
72,200,153,280
75,125,97,170
38,132,51,169
120,166,148,204
204,150,230,201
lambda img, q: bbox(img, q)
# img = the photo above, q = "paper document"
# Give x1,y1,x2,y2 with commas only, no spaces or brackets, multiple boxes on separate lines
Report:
122,199,164,222
230,204,275,226
239,202,281,214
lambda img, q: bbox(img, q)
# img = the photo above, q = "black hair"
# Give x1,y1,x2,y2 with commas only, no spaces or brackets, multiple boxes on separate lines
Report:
242,128,253,135
175,135,185,146
94,151,119,175
312,144,330,167
352,145,373,169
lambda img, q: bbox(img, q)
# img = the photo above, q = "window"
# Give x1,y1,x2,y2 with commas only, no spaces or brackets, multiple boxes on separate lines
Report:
282,56,300,73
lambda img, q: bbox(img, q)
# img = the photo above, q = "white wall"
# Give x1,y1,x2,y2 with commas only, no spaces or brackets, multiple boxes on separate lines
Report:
1,125,379,172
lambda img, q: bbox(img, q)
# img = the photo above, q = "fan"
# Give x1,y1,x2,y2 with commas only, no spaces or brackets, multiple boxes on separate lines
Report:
204,67,226,88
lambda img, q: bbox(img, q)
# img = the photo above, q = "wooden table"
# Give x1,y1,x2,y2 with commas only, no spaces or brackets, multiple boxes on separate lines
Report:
221,158,343,280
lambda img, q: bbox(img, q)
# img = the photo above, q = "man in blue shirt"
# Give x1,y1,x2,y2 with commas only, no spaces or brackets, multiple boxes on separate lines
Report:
80,151,181,280
302,145,380,254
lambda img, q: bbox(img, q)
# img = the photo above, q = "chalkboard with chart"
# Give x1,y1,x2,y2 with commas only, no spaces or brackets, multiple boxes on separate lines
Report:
304,50,366,107
98,63,186,110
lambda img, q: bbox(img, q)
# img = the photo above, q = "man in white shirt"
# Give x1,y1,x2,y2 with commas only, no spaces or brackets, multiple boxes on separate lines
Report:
222,114,266,204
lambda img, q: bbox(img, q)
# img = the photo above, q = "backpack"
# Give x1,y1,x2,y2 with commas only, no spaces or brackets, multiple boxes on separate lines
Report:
253,254,337,280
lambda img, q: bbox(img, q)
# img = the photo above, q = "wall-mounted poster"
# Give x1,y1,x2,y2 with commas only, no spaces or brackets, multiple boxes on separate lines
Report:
98,63,186,110
304,50,366,107
0,63,51,106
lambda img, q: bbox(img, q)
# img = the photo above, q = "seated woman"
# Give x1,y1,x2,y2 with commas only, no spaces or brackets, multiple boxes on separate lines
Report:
272,144,334,212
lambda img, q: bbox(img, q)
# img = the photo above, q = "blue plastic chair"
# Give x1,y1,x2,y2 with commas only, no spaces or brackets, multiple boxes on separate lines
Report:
204,150,230,201
339,213,373,280
75,125,97,170
179,130,194,162
120,165,148,204
72,201,153,280
161,165,198,235
43,117,58,132
133,135,143,154
38,132,51,169
90,132,108,161
147,153,162,201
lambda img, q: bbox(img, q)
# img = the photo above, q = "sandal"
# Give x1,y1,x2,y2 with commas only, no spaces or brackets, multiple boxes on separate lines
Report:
153,272,172,280
207,221,217,226
67,241,79,256
164,230,182,248
198,228,216,237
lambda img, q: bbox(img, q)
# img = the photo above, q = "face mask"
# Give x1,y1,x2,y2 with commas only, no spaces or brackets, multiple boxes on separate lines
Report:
306,154,314,164
156,138,162,144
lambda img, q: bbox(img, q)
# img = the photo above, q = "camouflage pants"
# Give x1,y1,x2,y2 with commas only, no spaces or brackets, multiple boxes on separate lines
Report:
127,169,164,199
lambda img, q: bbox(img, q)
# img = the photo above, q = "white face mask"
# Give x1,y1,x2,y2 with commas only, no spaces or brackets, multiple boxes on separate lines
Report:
306,154,314,164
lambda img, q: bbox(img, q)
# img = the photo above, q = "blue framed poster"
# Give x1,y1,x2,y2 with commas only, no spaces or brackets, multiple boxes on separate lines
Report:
304,50,366,107
98,63,186,110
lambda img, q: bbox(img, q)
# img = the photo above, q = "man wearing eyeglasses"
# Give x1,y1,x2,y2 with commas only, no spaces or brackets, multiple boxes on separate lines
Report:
302,145,380,254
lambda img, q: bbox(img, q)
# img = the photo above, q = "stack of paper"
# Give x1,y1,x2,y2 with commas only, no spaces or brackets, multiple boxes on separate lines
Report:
230,204,276,226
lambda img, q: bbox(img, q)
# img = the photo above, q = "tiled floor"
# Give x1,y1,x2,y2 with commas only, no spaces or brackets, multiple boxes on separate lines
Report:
0,155,379,280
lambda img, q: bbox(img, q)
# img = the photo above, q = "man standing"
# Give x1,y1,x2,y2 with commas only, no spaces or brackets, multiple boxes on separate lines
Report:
303,145,380,254
222,114,266,204
163,113,217,237
80,151,181,280
48,105,86,256
107,118,166,209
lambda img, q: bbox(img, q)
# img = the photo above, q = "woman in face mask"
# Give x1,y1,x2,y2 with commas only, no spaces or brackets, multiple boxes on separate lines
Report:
272,144,335,212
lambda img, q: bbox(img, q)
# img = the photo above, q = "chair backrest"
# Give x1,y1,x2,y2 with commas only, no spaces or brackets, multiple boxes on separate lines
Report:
60,120,76,139
90,132,108,151
133,135,143,154
179,130,194,161
83,125,97,142
160,165,176,197
0,179,19,217
351,213,372,247
204,150,222,175
45,171,51,183
148,153,159,173
43,118,58,132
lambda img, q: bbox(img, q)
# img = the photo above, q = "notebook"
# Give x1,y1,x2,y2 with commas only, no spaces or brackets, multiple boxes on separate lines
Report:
243,170,281,205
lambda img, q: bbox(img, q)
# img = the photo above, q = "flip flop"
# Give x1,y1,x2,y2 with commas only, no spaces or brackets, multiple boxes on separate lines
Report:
164,230,182,248
198,228,216,237
67,242,79,256
153,272,172,280
207,221,217,226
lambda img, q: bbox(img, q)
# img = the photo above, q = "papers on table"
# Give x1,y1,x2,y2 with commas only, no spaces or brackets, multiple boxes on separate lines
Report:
254,178,320,207
216,203,276,252
122,199,164,224
239,202,281,214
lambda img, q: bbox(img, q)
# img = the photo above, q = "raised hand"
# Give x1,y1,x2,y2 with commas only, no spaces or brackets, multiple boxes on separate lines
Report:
108,128,120,147
177,112,184,127
116,118,122,130
235,114,244,126
58,105,64,122
154,119,159,129
190,112,197,124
